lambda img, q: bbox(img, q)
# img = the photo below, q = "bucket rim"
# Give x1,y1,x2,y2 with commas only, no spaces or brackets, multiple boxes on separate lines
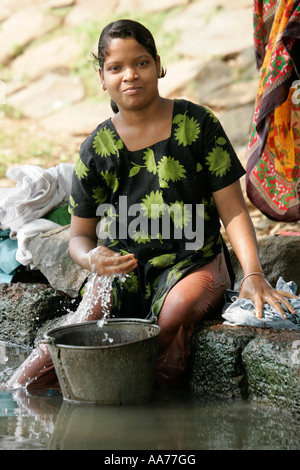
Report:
42,319,160,350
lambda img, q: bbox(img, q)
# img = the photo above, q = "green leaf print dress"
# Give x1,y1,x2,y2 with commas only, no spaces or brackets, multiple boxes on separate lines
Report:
69,99,245,319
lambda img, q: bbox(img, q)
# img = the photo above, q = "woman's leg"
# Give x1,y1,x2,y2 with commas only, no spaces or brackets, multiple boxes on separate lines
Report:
156,252,231,386
6,276,110,390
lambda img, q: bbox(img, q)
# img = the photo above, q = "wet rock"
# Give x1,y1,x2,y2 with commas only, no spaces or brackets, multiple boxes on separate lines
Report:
189,322,300,413
189,322,255,399
0,282,78,347
242,330,300,411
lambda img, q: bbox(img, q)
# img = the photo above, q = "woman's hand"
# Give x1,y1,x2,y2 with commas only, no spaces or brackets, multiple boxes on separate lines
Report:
88,245,138,276
69,215,138,276
239,274,297,319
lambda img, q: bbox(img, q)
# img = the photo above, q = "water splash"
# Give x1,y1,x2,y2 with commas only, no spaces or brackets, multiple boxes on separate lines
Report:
67,248,129,337
76,270,128,344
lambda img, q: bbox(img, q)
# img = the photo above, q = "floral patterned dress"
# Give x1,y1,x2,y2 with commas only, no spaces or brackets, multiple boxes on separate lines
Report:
69,99,245,318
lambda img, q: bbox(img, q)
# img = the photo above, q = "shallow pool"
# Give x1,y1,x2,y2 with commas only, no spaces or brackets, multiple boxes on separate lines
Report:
0,342,299,450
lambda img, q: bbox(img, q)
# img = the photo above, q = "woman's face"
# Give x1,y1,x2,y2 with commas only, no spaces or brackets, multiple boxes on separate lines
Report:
99,37,161,112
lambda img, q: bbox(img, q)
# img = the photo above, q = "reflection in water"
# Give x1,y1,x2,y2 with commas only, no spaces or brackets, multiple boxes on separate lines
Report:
0,343,299,450
1,386,299,450
49,391,300,450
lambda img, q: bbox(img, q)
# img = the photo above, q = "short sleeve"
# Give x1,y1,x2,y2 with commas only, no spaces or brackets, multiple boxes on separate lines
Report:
199,107,245,192
68,139,108,218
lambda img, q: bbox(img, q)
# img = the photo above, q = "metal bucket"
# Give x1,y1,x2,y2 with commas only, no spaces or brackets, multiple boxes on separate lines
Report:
43,319,160,405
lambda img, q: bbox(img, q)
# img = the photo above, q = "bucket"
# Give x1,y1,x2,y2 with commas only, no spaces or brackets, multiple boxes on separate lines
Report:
43,319,160,405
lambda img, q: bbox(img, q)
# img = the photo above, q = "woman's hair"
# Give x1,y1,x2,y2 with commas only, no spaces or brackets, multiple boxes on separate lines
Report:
94,19,166,113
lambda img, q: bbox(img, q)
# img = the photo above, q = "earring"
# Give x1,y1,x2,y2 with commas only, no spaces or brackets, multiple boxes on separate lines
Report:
102,84,106,91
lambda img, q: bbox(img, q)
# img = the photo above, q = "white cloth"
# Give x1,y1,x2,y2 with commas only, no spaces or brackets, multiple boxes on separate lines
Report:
13,219,61,266
0,163,73,232
0,163,74,267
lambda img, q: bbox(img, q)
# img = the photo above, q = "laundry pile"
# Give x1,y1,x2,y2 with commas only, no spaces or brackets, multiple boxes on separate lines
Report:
222,277,300,330
0,164,74,283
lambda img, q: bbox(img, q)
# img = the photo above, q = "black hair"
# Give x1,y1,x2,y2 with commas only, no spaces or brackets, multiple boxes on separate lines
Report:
93,19,166,113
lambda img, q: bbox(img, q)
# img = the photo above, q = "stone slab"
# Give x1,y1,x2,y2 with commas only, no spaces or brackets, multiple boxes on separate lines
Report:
0,6,61,64
64,0,120,26
10,35,81,82
7,73,85,118
41,99,112,135
174,7,253,59
117,0,189,14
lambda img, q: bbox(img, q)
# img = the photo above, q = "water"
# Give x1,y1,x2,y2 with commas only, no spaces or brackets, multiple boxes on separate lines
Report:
0,343,299,450
77,251,128,329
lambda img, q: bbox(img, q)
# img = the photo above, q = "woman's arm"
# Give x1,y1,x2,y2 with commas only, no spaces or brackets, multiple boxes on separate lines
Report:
69,215,137,275
213,180,296,318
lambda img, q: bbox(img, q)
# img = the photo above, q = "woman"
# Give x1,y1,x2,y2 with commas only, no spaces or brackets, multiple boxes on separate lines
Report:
7,19,296,390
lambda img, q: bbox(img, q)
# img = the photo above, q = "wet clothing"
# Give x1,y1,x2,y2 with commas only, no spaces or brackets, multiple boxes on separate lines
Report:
69,99,245,318
223,277,300,329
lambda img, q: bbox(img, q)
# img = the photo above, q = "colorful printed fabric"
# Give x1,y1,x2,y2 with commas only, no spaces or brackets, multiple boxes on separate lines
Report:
69,99,245,318
247,0,300,221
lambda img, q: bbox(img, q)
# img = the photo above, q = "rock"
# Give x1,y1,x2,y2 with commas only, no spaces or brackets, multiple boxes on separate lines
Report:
0,6,61,64
189,322,300,413
230,235,300,290
41,99,112,136
117,0,189,14
234,47,258,81
217,103,254,146
193,60,233,105
159,58,233,104
7,73,85,118
163,0,220,33
242,330,300,411
64,0,120,26
173,5,253,59
46,0,76,7
204,79,258,110
28,225,89,298
189,322,255,399
0,282,78,346
10,35,81,82
0,0,38,23
158,58,209,99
